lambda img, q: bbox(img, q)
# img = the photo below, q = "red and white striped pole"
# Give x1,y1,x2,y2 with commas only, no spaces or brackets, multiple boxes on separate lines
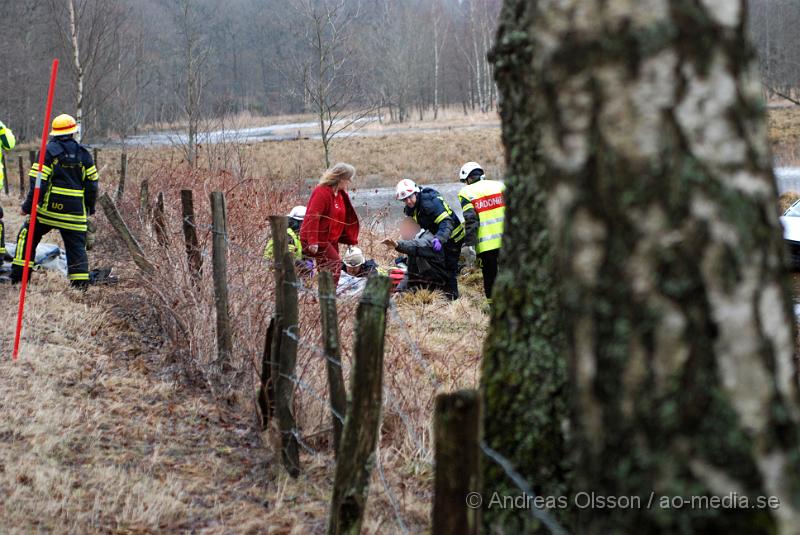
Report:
13,59,59,360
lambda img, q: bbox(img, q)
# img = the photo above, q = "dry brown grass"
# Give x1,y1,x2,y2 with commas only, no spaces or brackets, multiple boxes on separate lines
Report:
90,127,503,191
0,278,258,532
0,114,491,532
0,137,485,532
780,191,800,214
768,107,800,165
0,213,487,534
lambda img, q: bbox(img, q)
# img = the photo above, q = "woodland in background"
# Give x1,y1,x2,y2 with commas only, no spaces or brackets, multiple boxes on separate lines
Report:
0,0,501,143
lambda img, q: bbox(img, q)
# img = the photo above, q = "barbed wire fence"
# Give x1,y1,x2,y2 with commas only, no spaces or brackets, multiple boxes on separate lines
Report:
94,157,566,534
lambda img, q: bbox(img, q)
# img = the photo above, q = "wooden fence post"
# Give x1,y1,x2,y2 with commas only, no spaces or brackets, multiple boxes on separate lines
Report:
258,317,276,429
154,191,168,245
115,152,127,203
268,215,300,477
277,247,300,477
28,150,35,165
139,179,150,221
433,389,481,535
98,193,154,274
93,147,99,166
210,191,232,372
318,271,346,456
180,189,202,279
328,275,392,535
18,155,24,199
266,216,288,430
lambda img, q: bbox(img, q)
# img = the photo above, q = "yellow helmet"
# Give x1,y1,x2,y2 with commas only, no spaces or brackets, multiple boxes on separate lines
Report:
50,114,78,136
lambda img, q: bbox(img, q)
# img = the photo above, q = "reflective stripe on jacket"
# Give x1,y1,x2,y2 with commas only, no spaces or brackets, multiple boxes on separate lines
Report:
404,187,465,245
22,138,98,232
458,179,505,253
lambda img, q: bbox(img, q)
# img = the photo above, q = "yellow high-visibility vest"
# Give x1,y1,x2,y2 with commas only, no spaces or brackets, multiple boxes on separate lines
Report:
458,179,505,254
264,227,303,261
0,123,17,188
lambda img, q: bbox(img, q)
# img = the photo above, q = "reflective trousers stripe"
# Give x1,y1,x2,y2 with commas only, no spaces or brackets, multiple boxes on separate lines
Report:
11,228,34,267
69,273,89,281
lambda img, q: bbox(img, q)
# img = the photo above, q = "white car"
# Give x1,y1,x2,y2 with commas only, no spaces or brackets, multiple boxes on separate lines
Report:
781,199,800,270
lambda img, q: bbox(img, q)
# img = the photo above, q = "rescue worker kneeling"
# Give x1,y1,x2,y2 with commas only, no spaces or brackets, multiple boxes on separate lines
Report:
382,217,448,294
395,179,465,299
264,205,307,262
11,114,98,289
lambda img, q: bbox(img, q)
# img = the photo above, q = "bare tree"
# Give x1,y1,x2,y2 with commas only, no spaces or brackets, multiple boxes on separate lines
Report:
66,0,84,140
432,0,450,120
8,0,506,140
168,0,211,166
49,0,126,141
288,0,374,168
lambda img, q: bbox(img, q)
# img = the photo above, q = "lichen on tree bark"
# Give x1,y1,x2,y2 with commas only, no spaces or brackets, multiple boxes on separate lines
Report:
481,0,572,533
487,0,800,533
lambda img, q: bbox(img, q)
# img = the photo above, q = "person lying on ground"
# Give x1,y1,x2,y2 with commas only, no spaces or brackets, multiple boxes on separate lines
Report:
341,246,385,277
382,217,448,294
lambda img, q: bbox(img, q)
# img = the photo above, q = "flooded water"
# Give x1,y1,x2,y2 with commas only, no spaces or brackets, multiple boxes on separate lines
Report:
97,118,500,149
775,167,800,193
107,118,377,148
349,182,464,230
353,167,800,232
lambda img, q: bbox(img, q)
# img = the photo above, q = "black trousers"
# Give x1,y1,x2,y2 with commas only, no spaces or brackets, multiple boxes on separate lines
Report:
478,248,500,299
443,240,462,300
11,220,88,286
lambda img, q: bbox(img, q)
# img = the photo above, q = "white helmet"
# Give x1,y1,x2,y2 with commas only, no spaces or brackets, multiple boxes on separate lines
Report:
459,162,484,182
343,246,366,267
288,205,306,220
396,179,420,200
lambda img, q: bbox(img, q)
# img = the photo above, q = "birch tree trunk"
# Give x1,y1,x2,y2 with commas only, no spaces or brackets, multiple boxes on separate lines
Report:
468,1,486,113
433,13,441,120
490,0,800,533
67,0,84,142
480,0,571,532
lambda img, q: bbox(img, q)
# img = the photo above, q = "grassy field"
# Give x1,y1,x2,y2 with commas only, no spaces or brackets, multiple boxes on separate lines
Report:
0,137,490,531
2,103,797,532
768,106,800,165
75,110,504,190
0,271,486,532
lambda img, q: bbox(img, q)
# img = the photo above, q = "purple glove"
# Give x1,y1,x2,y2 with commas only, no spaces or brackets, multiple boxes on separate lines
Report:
432,237,443,252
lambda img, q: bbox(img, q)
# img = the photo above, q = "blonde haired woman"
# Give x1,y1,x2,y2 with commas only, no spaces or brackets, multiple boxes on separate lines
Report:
299,163,360,283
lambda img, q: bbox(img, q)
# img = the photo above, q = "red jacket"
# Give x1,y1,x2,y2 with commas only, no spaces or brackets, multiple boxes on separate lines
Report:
300,185,359,247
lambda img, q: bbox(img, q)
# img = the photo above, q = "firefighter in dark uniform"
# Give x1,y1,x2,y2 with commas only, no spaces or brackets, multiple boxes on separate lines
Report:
11,114,98,288
395,178,465,299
